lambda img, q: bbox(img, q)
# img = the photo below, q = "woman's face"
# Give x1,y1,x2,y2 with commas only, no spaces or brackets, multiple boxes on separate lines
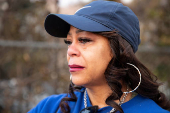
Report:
66,26,113,87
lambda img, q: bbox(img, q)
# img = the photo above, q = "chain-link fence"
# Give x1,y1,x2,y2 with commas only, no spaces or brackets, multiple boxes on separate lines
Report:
0,40,170,113
0,0,170,113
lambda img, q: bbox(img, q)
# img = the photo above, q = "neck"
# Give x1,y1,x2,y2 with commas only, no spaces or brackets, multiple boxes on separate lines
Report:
85,83,132,109
86,84,112,108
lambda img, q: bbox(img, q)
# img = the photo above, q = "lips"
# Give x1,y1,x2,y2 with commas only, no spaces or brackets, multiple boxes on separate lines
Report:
68,64,85,72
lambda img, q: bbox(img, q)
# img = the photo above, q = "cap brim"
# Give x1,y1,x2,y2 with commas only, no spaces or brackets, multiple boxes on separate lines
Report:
44,14,112,38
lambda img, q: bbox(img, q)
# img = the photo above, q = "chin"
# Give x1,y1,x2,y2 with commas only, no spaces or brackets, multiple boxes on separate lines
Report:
72,80,85,86
72,78,88,86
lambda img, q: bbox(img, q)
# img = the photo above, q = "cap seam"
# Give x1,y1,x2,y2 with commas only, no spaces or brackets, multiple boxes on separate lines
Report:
125,23,137,48
109,3,137,52
108,2,120,26
120,32,136,52
76,14,113,30
135,21,140,44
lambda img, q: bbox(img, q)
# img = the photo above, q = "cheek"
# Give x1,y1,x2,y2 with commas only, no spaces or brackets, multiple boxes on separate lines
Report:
94,44,112,62
67,54,70,63
85,45,112,72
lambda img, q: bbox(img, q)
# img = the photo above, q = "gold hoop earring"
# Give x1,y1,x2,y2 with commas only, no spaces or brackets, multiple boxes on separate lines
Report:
123,63,141,94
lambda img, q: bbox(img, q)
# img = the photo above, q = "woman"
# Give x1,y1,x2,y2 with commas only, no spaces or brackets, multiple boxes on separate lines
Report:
28,1,170,113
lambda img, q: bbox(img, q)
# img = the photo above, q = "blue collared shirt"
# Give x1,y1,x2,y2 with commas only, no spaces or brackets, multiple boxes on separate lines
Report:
28,88,170,113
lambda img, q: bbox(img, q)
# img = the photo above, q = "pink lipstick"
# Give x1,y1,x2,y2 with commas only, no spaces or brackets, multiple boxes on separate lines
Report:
68,64,85,72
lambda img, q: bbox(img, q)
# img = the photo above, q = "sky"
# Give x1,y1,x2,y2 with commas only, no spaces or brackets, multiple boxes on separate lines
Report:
58,0,134,7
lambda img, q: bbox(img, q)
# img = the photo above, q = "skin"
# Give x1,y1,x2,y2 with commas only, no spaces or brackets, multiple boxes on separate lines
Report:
66,26,132,108
66,26,113,88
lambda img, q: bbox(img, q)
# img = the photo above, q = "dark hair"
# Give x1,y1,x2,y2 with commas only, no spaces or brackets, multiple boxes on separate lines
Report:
59,30,170,113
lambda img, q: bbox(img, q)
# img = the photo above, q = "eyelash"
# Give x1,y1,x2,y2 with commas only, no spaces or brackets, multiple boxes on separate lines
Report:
64,39,72,45
64,38,92,45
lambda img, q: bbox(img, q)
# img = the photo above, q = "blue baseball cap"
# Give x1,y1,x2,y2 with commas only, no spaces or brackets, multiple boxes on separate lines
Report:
44,1,140,52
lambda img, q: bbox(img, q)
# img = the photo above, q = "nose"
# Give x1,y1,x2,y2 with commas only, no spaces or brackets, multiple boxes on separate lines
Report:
67,43,80,57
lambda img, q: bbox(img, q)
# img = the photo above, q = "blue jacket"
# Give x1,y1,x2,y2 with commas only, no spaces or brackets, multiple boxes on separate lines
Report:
28,89,170,113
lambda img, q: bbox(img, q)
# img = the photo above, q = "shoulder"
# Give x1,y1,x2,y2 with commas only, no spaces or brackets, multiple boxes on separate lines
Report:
122,94,170,113
28,93,67,113
27,89,84,113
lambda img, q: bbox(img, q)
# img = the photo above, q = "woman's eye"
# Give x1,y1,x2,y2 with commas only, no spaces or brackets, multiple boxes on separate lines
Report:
78,38,92,44
64,39,72,45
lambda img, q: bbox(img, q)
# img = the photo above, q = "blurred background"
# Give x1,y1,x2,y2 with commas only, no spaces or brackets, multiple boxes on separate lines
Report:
0,0,170,112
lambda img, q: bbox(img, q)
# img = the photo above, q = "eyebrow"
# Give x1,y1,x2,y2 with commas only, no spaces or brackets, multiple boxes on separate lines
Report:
68,29,85,36
76,29,84,33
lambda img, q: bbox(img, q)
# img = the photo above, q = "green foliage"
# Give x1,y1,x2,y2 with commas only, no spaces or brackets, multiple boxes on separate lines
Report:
155,64,170,85
131,0,170,46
